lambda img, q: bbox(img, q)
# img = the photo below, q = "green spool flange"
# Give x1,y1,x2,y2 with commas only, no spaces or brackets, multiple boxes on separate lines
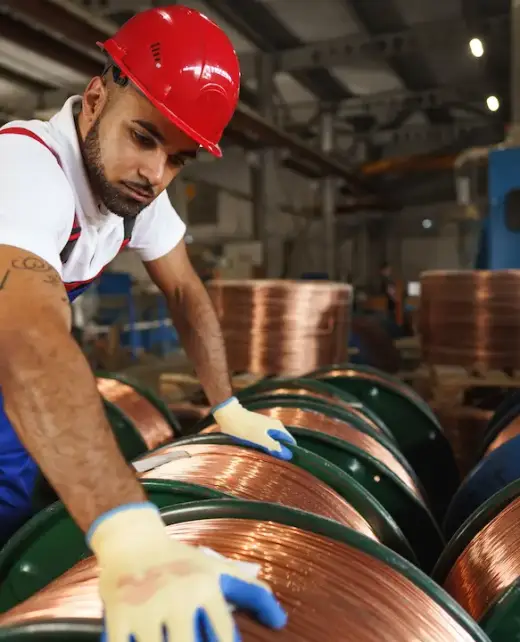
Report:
0,481,231,612
433,478,520,639
96,371,182,436
288,426,443,573
171,432,416,564
237,376,391,437
308,363,459,521
0,500,490,642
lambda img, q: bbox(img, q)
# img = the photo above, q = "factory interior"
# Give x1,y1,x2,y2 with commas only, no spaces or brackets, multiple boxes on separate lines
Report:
3,0,520,640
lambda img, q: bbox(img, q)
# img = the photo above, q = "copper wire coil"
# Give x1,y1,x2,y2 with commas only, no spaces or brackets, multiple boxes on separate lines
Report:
419,270,520,369
244,386,383,435
96,377,174,450
484,415,520,456
206,279,352,377
443,495,520,621
137,443,376,538
0,519,477,641
202,406,424,504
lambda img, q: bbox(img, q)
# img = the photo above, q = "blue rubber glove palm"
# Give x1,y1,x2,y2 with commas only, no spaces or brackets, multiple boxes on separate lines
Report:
212,397,296,461
90,503,287,642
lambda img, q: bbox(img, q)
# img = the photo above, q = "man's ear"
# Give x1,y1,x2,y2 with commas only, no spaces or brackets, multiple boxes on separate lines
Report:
81,76,109,126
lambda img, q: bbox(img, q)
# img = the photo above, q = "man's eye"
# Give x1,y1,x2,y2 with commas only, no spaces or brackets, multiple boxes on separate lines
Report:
133,131,154,147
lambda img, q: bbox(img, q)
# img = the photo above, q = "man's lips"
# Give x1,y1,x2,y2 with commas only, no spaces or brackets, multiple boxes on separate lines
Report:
121,182,153,202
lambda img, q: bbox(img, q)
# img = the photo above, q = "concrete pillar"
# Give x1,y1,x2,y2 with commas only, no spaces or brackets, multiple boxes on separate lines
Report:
319,111,336,279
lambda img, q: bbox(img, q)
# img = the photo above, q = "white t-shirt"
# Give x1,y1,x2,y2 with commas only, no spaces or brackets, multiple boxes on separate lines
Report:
0,96,186,289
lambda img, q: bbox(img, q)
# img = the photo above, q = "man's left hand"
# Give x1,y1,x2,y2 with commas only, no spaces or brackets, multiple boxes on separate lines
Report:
212,397,296,461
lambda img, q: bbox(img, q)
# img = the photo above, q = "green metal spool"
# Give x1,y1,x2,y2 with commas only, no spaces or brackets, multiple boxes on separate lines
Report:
308,362,459,521
0,481,230,613
237,376,391,437
96,371,182,437
0,500,491,642
433,479,520,641
170,432,416,564
288,426,443,573
237,397,422,489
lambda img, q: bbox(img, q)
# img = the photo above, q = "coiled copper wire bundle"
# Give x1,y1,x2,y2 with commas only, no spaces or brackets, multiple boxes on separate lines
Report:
206,279,352,376
244,386,383,434
419,270,520,370
137,443,376,538
442,495,520,621
0,519,479,641
202,407,424,504
96,377,174,450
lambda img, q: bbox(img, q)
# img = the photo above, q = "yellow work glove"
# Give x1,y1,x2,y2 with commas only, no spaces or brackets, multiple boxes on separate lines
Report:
88,502,287,642
212,397,296,461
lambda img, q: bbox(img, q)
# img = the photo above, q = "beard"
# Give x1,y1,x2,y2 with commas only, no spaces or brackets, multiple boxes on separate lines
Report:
81,116,152,219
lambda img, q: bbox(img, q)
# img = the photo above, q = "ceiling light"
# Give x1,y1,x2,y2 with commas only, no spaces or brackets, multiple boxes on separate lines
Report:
486,95,500,112
469,38,484,58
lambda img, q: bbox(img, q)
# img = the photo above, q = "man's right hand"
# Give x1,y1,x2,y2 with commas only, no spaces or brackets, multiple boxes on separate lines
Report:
89,502,288,642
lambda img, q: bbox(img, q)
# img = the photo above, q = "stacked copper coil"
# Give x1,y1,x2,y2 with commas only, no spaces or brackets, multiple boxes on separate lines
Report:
419,270,520,370
205,279,352,376
0,518,479,641
201,405,425,505
96,377,174,450
441,494,520,622
137,443,376,538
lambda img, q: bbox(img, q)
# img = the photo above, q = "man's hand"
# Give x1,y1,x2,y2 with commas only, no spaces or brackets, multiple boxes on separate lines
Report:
212,398,296,461
91,502,287,642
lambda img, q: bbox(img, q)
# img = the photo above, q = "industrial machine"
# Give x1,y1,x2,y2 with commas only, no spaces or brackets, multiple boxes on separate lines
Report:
455,141,520,269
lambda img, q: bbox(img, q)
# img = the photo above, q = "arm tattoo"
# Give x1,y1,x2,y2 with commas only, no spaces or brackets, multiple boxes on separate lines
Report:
11,256,62,288
11,257,53,273
0,270,10,290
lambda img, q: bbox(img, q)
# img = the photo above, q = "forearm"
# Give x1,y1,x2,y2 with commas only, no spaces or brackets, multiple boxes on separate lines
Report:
167,281,232,406
1,320,145,533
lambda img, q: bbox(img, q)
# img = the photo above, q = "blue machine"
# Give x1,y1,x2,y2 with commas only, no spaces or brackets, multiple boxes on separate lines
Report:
465,145,520,269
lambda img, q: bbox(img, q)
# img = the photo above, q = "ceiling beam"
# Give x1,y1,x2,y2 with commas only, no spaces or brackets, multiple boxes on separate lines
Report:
237,12,508,76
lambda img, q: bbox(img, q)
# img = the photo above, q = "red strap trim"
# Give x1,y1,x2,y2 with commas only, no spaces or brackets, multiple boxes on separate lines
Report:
0,127,62,166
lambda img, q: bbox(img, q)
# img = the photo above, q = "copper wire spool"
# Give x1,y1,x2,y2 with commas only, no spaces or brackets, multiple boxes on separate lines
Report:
420,270,520,369
0,519,478,641
485,415,520,456
96,377,174,450
244,387,383,435
137,443,376,538
202,407,424,504
443,495,520,621
206,279,352,377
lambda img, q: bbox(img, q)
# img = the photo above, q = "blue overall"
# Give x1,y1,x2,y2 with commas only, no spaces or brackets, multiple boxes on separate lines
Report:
0,126,134,548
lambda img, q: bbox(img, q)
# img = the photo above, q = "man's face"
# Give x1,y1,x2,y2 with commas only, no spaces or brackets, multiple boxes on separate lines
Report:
80,80,199,219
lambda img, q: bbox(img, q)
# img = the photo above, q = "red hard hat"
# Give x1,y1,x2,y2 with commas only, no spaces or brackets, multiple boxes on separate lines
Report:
98,5,240,157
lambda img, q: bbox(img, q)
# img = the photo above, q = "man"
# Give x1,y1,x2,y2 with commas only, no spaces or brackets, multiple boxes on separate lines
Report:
379,262,396,317
0,6,294,641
